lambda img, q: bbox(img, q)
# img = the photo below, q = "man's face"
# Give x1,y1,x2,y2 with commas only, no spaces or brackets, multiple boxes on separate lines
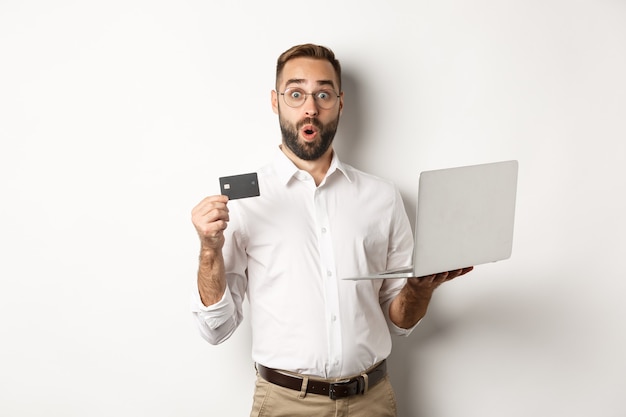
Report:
272,57,343,161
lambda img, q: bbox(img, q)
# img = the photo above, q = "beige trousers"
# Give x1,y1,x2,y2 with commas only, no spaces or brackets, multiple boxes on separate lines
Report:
250,373,397,417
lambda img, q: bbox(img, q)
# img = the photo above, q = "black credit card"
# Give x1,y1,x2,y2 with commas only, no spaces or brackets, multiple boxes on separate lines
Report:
219,172,260,200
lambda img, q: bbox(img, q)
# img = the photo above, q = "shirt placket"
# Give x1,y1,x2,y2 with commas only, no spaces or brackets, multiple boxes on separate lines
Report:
313,186,343,376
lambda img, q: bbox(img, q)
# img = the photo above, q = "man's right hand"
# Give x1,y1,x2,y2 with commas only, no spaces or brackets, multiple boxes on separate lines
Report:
191,195,230,252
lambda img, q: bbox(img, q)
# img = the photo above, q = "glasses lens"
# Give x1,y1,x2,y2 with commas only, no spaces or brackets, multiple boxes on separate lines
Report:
314,90,338,109
284,88,306,107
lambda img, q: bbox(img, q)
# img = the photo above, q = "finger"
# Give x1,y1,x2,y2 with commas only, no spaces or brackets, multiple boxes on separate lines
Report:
408,272,445,286
192,198,230,223
452,266,473,277
192,195,230,216
205,207,230,223
197,219,229,241
443,267,473,281
434,271,451,283
411,272,442,281
192,210,228,232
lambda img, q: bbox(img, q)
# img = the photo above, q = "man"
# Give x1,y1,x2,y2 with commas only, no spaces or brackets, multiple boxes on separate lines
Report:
191,44,473,417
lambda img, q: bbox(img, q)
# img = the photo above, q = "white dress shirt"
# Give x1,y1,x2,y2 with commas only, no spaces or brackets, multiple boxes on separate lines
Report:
191,148,416,378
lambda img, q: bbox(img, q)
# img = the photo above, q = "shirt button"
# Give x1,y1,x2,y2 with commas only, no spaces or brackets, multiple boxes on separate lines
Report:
321,227,327,233
326,270,332,277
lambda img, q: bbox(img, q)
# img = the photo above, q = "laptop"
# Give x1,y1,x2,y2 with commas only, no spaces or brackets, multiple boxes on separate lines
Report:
342,160,519,280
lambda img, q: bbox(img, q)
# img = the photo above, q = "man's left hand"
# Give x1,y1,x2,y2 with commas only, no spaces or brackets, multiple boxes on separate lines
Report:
405,266,474,295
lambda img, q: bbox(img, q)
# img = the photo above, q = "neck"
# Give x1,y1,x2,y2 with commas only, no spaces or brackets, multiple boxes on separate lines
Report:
280,144,333,186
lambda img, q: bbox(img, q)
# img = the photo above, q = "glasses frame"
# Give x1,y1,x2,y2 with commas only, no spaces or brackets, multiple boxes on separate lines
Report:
279,87,341,110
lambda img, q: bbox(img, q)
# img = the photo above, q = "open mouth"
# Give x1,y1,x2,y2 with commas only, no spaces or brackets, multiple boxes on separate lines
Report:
300,124,319,141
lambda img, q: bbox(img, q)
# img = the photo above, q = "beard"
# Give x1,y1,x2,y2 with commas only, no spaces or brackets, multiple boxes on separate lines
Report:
279,115,339,161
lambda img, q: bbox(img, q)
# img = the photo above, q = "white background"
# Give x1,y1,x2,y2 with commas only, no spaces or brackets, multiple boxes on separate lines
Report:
1,1,625,416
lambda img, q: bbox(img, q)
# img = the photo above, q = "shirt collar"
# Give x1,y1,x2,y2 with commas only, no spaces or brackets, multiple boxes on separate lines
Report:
273,145,353,185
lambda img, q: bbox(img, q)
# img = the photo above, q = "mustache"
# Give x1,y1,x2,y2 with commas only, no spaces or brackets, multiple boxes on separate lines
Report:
297,118,323,129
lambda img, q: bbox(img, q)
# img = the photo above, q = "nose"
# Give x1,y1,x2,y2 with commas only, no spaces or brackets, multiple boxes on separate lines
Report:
303,94,319,117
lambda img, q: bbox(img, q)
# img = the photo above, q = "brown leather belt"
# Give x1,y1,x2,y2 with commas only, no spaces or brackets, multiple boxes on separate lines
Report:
257,360,387,400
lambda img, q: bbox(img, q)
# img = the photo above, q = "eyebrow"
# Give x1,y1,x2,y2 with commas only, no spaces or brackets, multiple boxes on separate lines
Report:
284,78,337,89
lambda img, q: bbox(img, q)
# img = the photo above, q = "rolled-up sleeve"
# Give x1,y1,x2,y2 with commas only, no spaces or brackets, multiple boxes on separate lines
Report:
380,186,419,337
381,292,419,337
190,284,240,345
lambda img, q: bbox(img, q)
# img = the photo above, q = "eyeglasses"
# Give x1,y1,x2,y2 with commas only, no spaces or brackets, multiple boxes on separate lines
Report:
279,87,340,110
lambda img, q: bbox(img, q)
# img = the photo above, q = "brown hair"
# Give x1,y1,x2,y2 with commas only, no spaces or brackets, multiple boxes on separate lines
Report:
275,43,342,91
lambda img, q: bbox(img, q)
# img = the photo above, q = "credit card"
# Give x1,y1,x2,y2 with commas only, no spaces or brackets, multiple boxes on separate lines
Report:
219,172,260,200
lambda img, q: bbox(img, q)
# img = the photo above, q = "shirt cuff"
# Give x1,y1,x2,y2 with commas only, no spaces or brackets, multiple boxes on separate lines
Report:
190,285,236,330
388,318,420,337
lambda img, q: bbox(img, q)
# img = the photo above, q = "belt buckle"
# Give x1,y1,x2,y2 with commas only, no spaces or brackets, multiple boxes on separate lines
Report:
328,377,364,400
329,379,350,400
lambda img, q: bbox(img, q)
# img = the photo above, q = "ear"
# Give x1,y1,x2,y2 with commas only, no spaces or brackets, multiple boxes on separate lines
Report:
338,91,344,115
271,90,279,114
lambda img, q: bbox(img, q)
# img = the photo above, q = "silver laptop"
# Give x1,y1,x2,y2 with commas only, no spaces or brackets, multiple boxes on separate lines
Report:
343,160,518,280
